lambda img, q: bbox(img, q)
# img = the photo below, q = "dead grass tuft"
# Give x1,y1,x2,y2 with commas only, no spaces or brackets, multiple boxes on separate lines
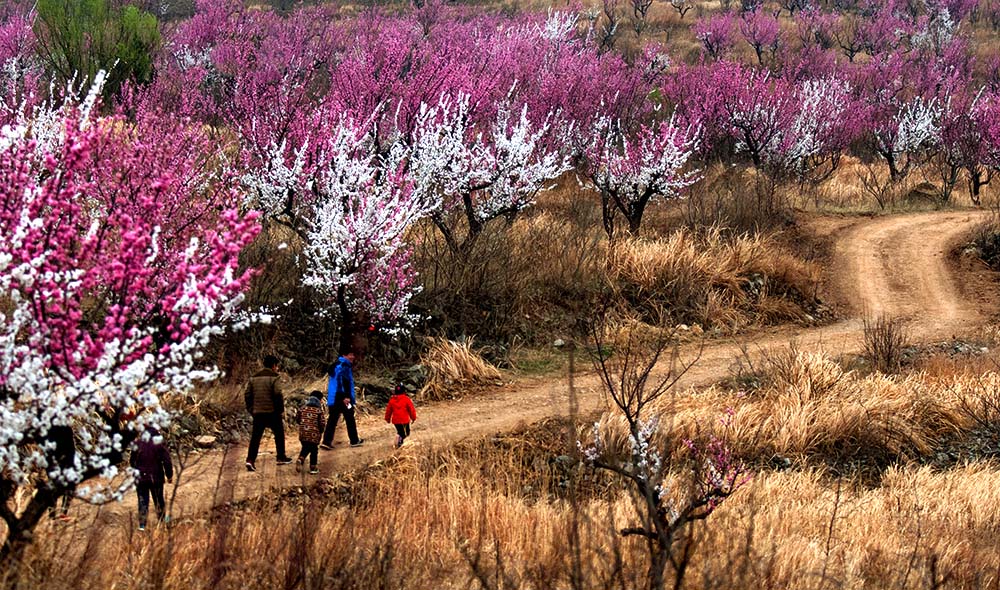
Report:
418,338,502,400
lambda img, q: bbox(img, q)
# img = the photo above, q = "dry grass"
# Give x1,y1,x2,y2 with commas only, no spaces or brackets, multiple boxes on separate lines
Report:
13,353,1000,590
606,229,820,330
594,351,975,468
17,448,1000,590
418,337,503,400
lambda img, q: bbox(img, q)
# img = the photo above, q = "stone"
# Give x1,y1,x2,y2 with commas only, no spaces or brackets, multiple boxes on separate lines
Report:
553,338,566,348
194,435,216,449
677,324,690,331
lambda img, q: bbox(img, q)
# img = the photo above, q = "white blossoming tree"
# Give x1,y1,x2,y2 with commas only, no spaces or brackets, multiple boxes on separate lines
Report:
584,113,701,238
410,92,571,256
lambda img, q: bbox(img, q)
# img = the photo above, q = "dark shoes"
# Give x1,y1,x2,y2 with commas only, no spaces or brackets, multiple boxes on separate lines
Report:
319,444,333,450
295,458,304,473
309,467,319,475
245,461,256,472
276,457,294,465
350,439,365,447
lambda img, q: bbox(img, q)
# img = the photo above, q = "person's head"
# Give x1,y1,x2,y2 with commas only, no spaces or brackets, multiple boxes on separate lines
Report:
308,390,323,401
394,383,407,396
263,354,280,370
340,350,356,363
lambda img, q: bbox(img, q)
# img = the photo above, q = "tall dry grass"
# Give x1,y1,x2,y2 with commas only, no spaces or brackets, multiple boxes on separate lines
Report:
594,351,979,470
606,229,820,330
16,448,1000,589
418,337,503,400
413,198,820,349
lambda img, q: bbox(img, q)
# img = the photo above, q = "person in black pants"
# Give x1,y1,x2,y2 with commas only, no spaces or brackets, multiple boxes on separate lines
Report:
129,427,173,531
244,355,292,471
320,351,364,449
47,425,76,521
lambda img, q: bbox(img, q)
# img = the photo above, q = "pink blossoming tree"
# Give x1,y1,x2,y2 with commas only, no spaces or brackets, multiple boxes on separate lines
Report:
0,78,258,566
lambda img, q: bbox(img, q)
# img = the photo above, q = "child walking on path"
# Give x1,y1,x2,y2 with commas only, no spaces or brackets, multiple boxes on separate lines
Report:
384,384,417,448
297,392,326,474
129,427,173,531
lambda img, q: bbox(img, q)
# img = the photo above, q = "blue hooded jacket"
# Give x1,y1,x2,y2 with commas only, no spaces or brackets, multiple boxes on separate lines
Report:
327,356,356,406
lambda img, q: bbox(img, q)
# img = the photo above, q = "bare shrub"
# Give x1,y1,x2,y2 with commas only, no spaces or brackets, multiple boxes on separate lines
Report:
682,166,793,233
863,315,910,373
418,338,503,400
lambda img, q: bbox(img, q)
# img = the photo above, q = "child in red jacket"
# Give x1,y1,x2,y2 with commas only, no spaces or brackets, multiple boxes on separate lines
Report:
384,384,417,448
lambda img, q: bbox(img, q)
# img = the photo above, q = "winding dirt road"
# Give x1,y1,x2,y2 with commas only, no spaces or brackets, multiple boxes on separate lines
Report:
87,209,995,522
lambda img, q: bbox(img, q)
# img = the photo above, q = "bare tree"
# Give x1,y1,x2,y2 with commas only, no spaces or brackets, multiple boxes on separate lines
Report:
579,305,750,590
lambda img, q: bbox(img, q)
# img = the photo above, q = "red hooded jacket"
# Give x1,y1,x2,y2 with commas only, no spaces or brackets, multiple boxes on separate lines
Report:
385,393,417,425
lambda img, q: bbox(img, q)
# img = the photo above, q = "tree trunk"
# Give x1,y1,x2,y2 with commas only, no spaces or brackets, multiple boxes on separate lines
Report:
601,193,617,241
627,210,644,236
335,284,355,356
0,487,58,577
647,546,671,590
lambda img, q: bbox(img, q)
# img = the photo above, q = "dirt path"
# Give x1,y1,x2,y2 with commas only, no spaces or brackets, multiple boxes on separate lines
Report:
85,209,993,525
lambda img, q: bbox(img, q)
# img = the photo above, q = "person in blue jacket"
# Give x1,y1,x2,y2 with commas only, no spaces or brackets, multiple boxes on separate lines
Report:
320,351,364,449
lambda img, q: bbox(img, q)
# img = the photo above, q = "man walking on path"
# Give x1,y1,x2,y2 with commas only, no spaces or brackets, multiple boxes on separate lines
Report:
129,427,173,531
245,354,293,471
320,351,364,449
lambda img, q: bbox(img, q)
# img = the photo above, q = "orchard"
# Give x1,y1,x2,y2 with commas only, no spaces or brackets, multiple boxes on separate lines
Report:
3,0,1000,583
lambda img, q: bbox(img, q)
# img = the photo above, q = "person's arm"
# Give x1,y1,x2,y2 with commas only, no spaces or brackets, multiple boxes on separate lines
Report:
385,401,392,423
407,397,416,422
348,368,356,405
244,380,254,413
160,444,174,483
128,445,137,469
317,408,326,433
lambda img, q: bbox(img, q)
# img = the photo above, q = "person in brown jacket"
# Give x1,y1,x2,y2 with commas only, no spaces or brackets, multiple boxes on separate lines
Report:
244,354,293,472
295,391,326,475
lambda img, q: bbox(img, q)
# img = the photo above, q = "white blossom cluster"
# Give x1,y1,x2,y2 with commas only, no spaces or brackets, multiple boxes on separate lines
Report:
539,9,579,43
1,71,106,159
781,77,852,170
588,113,701,206
410,92,570,225
892,96,941,156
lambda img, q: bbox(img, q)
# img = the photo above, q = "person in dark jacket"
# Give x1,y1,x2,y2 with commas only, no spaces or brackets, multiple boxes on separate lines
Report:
129,427,173,531
244,354,293,471
384,384,417,448
320,351,364,449
296,392,326,474
47,424,75,521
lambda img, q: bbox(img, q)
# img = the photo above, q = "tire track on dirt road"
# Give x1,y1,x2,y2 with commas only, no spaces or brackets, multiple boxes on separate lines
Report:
85,209,993,522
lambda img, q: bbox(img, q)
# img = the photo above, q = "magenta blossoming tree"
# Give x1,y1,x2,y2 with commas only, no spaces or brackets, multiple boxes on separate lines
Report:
739,9,782,65
694,13,738,59
585,114,701,238
0,80,258,566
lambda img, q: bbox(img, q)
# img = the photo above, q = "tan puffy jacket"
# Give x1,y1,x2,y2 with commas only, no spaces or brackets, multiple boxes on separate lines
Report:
244,368,284,415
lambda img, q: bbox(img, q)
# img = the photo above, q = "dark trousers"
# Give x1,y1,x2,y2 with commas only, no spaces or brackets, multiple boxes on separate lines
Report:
394,423,411,443
136,481,165,527
322,403,359,446
298,442,319,467
247,412,286,463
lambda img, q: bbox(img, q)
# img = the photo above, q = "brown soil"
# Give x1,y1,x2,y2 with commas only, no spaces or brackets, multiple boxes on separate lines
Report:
77,209,997,525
